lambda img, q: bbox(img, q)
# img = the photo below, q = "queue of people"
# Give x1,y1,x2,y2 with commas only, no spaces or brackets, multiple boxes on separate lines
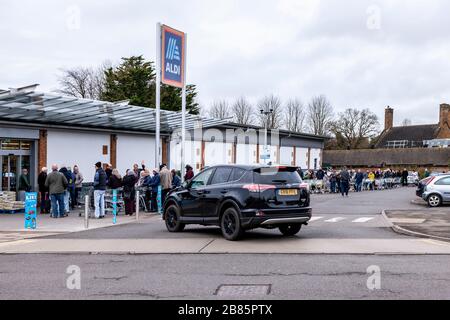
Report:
93,162,191,218
301,166,424,196
33,161,194,219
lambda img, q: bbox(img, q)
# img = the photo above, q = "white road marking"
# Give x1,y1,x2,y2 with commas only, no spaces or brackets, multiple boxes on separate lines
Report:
309,217,324,222
389,218,426,224
325,217,346,223
352,217,375,223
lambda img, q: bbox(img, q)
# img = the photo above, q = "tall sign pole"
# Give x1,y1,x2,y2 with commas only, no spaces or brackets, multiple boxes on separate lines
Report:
155,22,162,168
160,24,186,176
181,33,187,180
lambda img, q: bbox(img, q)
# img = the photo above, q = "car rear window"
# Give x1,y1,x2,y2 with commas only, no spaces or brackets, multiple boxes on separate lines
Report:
210,167,233,185
253,167,302,184
229,168,246,182
435,177,450,186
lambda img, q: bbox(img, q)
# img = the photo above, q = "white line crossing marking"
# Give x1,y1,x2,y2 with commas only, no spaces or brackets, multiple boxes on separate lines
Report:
352,217,375,223
325,217,346,223
309,217,324,222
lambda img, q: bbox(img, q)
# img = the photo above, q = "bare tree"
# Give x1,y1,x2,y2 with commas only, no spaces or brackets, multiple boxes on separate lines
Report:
58,62,110,100
209,100,231,120
330,108,380,149
284,98,306,133
306,95,334,136
402,118,412,127
231,97,253,125
256,95,283,129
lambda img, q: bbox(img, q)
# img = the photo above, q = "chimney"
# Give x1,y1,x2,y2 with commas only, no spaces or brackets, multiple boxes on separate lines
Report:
439,104,450,128
437,103,450,139
385,106,394,131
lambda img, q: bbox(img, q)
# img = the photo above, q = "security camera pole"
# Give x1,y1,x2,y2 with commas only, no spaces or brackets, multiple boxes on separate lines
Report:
260,106,273,165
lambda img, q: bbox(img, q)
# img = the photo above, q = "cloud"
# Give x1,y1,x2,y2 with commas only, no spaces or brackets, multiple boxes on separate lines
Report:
1,0,450,126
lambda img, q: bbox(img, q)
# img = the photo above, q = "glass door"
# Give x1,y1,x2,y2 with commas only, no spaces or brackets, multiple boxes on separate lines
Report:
1,155,18,192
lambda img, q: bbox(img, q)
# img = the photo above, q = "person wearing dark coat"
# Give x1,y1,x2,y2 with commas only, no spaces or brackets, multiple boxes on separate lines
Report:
401,169,409,187
355,169,364,192
340,167,351,197
108,169,123,190
122,170,136,216
171,169,181,189
105,164,113,183
148,169,161,212
184,165,194,182
38,167,49,213
93,162,107,219
59,166,73,214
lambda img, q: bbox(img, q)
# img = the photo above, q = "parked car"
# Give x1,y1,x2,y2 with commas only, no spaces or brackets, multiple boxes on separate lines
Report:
163,165,311,241
417,174,450,207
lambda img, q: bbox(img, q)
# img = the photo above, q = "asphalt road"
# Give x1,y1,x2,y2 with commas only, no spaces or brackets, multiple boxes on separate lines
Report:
1,254,449,300
41,187,417,241
2,187,449,300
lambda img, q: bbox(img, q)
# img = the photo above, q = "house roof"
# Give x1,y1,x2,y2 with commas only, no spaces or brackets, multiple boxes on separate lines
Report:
323,148,450,167
375,124,439,148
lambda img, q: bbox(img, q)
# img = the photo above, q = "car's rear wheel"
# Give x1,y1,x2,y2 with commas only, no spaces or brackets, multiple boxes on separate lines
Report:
164,204,185,232
427,194,442,208
220,207,244,241
279,224,302,236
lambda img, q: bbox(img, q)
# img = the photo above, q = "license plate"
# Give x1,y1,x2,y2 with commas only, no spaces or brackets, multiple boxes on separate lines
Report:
278,189,298,196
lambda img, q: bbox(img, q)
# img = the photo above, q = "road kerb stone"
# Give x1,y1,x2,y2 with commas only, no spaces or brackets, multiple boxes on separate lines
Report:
381,210,450,243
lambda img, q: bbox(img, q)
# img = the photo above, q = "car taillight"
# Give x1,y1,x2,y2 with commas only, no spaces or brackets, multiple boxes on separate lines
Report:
300,183,309,190
243,184,276,192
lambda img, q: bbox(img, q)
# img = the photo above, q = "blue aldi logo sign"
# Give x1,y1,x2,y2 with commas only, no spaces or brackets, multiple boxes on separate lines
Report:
161,25,185,88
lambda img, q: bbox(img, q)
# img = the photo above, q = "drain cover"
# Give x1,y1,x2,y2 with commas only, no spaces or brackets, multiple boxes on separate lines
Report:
215,285,271,297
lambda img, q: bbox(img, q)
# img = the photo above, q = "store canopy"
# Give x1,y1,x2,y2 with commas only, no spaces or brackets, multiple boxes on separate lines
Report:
0,85,229,133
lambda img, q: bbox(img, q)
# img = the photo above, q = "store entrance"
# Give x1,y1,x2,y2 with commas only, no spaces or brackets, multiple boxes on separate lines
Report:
0,140,32,192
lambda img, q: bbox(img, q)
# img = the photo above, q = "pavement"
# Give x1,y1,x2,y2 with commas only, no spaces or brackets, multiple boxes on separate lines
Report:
0,209,155,243
385,209,450,242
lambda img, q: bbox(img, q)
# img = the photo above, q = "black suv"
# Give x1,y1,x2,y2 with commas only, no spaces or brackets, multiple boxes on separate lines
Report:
163,165,312,241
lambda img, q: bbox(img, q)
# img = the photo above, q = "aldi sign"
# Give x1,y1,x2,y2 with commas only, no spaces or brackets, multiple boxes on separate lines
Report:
161,25,185,88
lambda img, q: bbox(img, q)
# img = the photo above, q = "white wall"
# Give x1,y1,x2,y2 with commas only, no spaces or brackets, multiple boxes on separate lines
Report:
116,134,156,175
310,148,322,170
295,147,309,169
258,145,279,164
204,142,233,167
47,130,110,182
236,144,257,165
170,140,202,173
280,146,294,166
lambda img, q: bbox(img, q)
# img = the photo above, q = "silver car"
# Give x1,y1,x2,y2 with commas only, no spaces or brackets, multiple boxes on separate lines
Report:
419,174,450,207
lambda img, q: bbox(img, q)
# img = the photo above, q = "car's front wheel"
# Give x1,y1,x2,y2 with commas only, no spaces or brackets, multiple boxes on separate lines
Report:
279,224,302,236
164,204,185,232
220,207,244,241
427,194,442,208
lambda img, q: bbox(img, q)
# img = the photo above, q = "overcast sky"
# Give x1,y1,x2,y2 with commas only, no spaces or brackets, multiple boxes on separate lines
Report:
2,0,450,126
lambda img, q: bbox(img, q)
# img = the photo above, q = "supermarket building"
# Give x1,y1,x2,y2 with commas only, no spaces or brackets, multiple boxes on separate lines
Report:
0,85,325,192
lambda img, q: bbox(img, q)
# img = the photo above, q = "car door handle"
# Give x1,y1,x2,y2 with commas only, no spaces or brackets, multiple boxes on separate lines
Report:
197,190,210,195
221,190,229,194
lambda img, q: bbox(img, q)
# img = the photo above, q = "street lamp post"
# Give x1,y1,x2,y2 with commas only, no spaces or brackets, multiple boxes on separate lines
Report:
260,106,273,165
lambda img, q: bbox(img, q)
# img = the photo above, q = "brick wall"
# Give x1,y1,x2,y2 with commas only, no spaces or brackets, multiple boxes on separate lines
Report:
110,134,117,168
38,129,47,171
